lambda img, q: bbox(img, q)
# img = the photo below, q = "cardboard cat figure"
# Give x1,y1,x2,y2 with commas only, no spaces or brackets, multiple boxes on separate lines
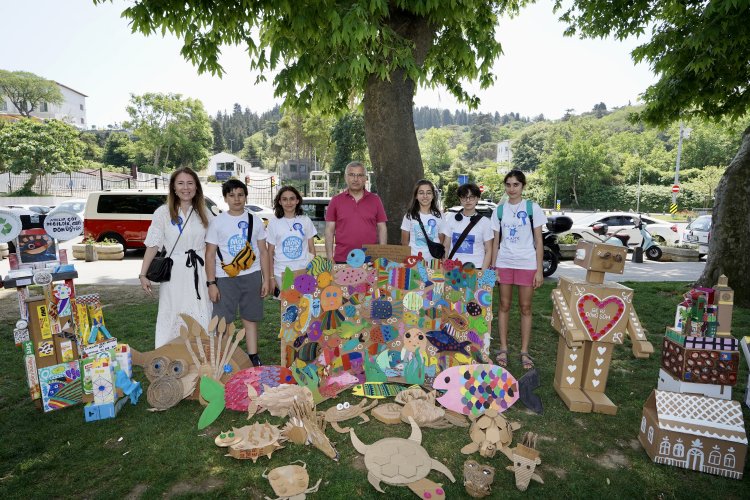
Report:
551,241,653,414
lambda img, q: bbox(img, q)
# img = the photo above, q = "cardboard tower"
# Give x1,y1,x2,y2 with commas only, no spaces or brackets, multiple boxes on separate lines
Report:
550,241,653,414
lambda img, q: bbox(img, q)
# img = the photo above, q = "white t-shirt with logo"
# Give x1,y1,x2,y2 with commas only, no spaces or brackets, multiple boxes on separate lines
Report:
492,200,547,270
439,213,494,268
206,212,266,278
266,215,317,277
400,213,443,261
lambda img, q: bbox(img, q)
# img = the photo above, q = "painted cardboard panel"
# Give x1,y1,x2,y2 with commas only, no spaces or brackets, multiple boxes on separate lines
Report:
557,277,633,344
657,368,732,400
26,296,60,369
573,240,627,274
38,361,83,412
639,389,747,479
279,256,495,391
661,337,739,386
22,341,41,400
17,228,57,264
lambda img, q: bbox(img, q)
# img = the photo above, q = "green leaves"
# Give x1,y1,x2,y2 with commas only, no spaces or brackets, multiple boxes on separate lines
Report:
0,119,83,176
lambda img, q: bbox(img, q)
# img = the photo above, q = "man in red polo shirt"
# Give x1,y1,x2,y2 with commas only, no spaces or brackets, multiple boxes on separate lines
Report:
325,161,387,263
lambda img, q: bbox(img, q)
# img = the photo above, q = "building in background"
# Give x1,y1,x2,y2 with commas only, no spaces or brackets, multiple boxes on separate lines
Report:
0,81,87,129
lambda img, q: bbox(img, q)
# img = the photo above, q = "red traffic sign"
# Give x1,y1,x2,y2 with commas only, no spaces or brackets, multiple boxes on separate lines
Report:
671,184,680,193
479,184,485,193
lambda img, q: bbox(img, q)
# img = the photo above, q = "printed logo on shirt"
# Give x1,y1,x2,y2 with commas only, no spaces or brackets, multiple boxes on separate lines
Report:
414,218,438,247
451,232,475,254
227,219,250,256
281,235,304,259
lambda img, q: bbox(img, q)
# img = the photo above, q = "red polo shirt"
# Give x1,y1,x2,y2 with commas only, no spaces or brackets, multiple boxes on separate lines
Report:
326,188,387,262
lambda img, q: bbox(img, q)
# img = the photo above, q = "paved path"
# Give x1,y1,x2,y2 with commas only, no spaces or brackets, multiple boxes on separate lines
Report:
2,235,705,287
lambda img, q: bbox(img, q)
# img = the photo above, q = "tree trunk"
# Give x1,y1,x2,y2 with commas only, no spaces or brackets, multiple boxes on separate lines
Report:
363,10,435,243
697,125,750,307
21,169,38,193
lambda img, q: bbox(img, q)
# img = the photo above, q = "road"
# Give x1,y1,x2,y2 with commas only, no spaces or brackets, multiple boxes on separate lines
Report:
1,235,704,287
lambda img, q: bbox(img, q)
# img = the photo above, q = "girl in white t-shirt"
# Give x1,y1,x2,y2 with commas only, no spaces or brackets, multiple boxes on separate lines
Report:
490,170,547,370
266,186,317,287
400,179,443,261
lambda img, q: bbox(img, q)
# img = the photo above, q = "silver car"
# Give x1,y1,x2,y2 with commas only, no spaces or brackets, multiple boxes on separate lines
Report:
680,214,711,257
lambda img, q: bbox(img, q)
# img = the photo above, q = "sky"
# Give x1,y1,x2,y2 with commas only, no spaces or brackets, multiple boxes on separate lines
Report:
0,0,656,128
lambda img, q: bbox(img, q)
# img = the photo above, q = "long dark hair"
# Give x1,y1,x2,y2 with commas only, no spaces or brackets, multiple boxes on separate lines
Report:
273,186,304,218
168,167,209,228
407,179,441,219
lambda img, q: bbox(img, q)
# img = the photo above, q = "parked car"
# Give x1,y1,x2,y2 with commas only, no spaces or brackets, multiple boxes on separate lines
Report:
0,207,44,254
299,197,331,238
445,200,498,219
559,212,679,247
83,190,220,249
5,204,52,215
48,198,87,217
680,214,712,257
245,203,274,226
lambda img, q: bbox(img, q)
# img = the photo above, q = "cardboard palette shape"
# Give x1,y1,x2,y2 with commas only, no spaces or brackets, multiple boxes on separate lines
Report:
639,389,747,479
279,257,495,396
551,243,653,415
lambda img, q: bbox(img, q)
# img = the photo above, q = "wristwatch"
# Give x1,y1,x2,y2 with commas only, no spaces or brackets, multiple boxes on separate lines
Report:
206,280,217,286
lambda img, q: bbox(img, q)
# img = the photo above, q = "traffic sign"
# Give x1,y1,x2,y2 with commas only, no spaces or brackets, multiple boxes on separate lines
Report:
672,184,680,193
479,184,485,193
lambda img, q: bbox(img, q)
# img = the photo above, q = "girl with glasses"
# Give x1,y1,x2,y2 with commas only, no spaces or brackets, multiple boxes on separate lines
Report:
440,182,494,269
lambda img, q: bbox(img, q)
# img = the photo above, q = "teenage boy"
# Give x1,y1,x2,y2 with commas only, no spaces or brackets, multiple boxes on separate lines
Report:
205,179,271,366
440,182,494,269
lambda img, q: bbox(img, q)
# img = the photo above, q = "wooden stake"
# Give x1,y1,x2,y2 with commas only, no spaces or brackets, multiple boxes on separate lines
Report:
179,326,201,368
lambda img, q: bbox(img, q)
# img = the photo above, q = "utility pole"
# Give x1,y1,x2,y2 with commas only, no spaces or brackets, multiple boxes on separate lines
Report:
673,121,684,208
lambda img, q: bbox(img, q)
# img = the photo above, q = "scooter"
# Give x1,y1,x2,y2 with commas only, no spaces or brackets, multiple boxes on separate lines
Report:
542,215,574,277
583,223,631,247
636,218,662,260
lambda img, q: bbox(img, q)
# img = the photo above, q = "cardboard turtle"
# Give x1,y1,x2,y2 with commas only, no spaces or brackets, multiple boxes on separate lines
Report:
350,416,455,499
262,461,321,500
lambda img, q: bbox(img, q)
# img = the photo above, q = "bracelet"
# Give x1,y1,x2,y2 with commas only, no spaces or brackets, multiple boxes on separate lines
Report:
138,274,146,278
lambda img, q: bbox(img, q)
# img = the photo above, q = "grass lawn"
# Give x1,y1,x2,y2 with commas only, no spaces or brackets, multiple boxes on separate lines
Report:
0,282,748,499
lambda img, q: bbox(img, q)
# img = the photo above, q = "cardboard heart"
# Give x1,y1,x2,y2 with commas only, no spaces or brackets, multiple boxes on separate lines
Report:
594,368,602,376
592,379,600,387
597,346,607,355
595,358,604,366
576,294,626,341
567,365,576,372
569,354,578,361
566,376,575,385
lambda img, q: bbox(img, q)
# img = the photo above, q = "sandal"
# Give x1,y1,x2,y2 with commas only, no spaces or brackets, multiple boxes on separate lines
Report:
495,349,508,368
520,352,535,370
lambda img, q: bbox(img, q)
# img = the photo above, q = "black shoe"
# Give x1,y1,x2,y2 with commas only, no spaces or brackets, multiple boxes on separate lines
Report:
249,353,262,367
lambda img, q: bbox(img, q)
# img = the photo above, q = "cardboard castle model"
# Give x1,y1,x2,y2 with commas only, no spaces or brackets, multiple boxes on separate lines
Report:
550,240,653,414
639,275,747,479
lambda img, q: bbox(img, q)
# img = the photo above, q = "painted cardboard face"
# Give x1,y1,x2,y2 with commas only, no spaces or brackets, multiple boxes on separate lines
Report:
403,328,427,354
321,285,343,311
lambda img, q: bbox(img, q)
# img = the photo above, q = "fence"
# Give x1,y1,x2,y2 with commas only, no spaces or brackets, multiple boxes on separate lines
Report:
0,170,171,198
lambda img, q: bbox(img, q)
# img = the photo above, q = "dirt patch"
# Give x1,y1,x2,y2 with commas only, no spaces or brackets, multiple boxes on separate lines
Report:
164,477,225,498
546,466,568,480
596,449,629,469
536,434,557,443
573,418,587,430
629,439,643,451
352,454,367,472
124,483,148,499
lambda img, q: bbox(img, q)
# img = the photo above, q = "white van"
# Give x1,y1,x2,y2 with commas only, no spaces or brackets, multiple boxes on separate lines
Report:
83,190,220,249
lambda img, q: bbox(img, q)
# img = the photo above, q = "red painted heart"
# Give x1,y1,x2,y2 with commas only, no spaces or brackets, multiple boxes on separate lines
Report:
576,294,626,341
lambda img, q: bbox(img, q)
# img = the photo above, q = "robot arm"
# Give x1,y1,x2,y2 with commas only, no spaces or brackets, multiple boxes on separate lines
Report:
625,308,653,359
551,289,586,347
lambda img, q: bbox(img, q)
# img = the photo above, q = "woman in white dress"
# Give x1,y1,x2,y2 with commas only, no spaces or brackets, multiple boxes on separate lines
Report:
138,167,213,347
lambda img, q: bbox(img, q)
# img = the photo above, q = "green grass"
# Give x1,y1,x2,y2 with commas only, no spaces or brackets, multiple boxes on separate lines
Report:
0,282,748,499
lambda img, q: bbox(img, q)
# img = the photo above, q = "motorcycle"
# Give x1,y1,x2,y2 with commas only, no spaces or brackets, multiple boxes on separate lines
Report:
635,217,663,260
542,215,574,277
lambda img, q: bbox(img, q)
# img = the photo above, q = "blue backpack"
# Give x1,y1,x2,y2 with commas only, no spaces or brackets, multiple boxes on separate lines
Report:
496,199,534,241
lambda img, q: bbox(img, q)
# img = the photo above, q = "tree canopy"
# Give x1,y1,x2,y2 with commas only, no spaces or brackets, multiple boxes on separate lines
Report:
0,70,63,118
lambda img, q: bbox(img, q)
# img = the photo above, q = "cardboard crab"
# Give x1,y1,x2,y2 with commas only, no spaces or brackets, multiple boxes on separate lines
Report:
318,399,378,433
262,461,321,500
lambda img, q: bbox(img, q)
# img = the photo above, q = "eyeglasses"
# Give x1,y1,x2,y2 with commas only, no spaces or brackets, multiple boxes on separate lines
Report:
347,173,366,178
460,195,478,201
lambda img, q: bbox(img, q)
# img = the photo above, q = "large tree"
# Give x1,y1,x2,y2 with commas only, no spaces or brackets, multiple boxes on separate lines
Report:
125,92,213,171
0,119,83,193
0,70,63,117
557,0,750,305
98,0,523,240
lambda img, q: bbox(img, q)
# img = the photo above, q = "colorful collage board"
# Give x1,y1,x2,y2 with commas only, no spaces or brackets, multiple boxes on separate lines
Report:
279,253,496,394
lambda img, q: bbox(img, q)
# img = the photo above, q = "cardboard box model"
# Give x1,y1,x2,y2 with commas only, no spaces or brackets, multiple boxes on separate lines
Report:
551,241,653,415
660,337,739,386
639,390,747,479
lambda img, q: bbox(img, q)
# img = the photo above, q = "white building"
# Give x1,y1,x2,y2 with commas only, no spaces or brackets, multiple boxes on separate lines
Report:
206,152,273,181
0,81,87,129
496,139,512,164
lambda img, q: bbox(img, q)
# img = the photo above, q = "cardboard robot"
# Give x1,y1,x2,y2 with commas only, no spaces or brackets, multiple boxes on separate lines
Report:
551,241,653,414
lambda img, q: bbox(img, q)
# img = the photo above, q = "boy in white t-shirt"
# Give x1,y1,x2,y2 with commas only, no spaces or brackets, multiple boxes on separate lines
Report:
205,179,271,366
490,170,547,371
440,183,494,269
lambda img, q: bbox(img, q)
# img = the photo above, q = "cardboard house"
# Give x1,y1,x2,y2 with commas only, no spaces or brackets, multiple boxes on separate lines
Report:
639,390,747,479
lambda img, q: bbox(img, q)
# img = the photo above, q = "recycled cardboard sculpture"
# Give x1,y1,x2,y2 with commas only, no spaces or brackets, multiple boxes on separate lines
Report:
741,337,750,408
262,461,321,500
501,432,544,491
247,384,314,419
551,240,653,414
350,416,455,499
463,459,496,498
639,276,747,479
279,254,496,397
215,422,285,462
461,408,520,458
318,399,378,433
